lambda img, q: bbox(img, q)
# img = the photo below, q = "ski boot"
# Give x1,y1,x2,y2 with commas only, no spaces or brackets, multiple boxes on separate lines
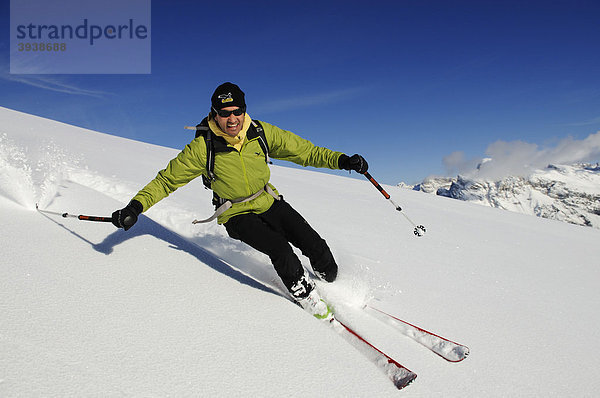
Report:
291,274,333,321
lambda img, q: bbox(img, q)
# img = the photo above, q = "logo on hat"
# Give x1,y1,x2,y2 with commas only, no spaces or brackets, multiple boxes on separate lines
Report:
218,93,234,104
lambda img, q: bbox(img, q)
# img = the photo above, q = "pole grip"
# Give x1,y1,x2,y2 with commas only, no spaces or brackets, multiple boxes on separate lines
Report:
363,172,391,200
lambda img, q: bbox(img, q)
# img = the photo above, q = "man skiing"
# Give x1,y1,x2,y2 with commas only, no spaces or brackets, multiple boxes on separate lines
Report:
111,82,368,319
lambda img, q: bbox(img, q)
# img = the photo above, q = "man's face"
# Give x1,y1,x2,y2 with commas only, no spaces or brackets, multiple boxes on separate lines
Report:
214,106,245,137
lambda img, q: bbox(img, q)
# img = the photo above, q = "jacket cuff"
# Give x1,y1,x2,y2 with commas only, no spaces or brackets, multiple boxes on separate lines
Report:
338,154,349,170
128,199,144,215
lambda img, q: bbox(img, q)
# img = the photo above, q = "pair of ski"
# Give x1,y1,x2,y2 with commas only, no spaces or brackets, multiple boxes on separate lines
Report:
327,304,469,390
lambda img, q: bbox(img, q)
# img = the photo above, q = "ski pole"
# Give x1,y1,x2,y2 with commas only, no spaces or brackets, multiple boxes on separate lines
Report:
35,203,113,223
362,172,426,237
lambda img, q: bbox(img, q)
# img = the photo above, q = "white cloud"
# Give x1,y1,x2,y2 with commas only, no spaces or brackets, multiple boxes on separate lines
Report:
446,131,600,179
252,86,367,114
1,67,109,98
443,151,480,176
564,116,600,127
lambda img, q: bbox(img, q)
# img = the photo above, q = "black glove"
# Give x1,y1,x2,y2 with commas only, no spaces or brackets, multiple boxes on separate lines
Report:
112,200,143,231
338,154,368,174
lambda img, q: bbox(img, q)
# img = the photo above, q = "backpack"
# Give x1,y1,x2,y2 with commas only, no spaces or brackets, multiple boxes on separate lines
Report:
193,117,271,208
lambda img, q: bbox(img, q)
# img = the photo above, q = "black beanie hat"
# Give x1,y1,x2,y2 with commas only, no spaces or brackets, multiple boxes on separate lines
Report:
211,82,246,111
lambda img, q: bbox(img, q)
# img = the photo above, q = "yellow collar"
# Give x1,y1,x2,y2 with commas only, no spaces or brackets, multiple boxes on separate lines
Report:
208,114,252,151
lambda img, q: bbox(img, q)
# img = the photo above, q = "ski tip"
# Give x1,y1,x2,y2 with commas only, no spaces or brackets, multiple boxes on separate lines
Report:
448,345,470,362
394,372,417,390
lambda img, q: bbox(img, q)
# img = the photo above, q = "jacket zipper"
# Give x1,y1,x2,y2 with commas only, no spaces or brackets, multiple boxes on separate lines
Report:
238,141,252,196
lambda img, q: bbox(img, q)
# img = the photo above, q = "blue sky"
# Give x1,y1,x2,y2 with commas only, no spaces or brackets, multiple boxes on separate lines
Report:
2,0,600,184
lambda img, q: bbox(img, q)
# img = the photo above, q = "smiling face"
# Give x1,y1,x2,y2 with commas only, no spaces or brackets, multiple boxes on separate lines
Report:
214,106,245,137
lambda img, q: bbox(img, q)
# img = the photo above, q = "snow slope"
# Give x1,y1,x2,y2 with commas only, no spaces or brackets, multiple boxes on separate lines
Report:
1,106,600,397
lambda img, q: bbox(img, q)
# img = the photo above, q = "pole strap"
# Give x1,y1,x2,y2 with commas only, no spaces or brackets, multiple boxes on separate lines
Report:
192,184,280,224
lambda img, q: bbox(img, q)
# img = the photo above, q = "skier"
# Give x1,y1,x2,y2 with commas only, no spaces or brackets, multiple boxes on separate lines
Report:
111,82,368,319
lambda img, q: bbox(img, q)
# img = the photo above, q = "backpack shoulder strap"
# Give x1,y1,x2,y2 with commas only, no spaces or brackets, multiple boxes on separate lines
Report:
193,117,216,187
251,120,271,164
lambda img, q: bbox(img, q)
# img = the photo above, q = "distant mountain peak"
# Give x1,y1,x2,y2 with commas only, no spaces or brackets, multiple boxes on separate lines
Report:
401,163,600,229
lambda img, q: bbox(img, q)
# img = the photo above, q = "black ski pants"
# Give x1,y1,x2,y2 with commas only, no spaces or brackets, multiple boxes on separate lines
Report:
224,199,338,293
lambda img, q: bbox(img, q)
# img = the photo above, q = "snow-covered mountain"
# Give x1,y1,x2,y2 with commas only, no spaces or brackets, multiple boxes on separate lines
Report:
2,106,600,397
407,163,600,229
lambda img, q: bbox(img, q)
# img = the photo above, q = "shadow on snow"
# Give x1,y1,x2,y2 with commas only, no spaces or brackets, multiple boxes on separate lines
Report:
39,211,283,298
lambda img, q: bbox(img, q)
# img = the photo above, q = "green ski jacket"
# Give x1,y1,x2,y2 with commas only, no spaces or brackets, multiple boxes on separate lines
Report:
132,118,344,224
